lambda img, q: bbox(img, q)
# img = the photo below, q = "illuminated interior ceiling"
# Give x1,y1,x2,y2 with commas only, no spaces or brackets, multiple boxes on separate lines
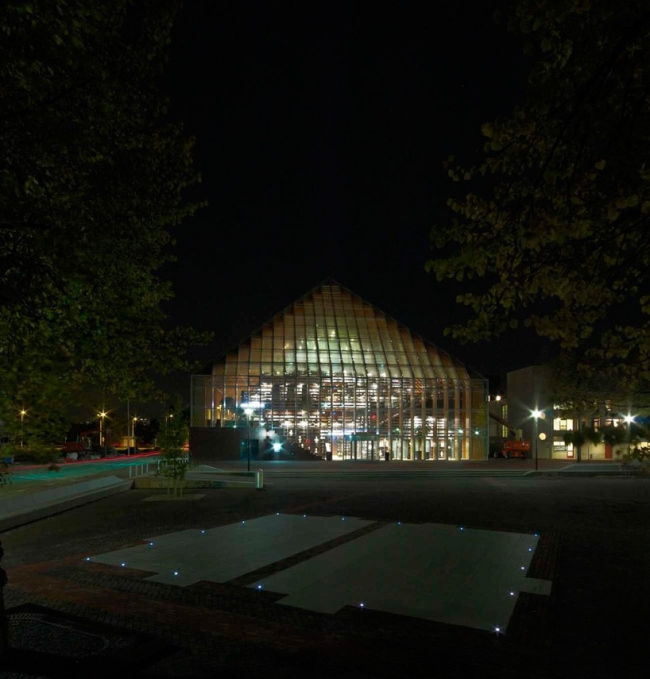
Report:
212,280,468,380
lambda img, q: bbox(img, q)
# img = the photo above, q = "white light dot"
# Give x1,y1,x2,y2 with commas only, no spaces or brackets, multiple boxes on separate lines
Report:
341,517,345,521
121,563,126,567
510,592,515,596
459,526,464,531
85,557,91,562
534,532,539,537
495,627,501,634
173,571,178,576
257,584,262,590
149,542,154,546
201,530,205,534
520,566,525,571
528,547,533,552
397,522,401,526
276,512,280,516
303,514,307,518
359,602,365,608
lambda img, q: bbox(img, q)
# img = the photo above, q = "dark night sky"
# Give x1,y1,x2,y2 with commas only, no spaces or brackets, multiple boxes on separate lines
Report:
156,0,552,393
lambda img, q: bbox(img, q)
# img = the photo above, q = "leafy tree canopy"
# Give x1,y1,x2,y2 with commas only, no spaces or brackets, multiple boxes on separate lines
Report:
0,1,211,446
426,0,650,391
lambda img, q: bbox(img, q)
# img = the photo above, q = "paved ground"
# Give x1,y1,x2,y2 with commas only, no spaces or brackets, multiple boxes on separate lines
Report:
1,460,648,677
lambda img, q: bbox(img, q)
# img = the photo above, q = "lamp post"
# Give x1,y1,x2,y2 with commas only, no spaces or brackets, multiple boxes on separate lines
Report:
532,409,542,471
623,414,635,454
98,411,107,454
19,409,26,447
241,401,262,472
131,416,138,455
244,408,253,472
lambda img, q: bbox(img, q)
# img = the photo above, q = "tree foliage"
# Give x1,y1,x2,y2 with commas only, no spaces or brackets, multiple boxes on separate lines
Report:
156,395,190,497
426,1,650,390
0,1,211,445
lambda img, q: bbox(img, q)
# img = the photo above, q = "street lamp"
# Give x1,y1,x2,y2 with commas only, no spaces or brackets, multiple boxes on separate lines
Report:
532,409,543,471
623,414,635,453
19,409,27,447
241,401,262,472
131,416,138,455
244,408,253,472
98,411,107,454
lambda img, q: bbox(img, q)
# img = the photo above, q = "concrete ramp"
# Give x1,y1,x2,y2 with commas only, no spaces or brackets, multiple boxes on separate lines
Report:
0,475,132,531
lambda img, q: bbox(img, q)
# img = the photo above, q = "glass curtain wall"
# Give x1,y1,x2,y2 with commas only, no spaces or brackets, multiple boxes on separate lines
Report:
191,282,488,460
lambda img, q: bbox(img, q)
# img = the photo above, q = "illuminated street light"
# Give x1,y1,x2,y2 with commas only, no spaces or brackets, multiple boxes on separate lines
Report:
19,408,27,447
98,411,107,454
532,409,543,471
241,402,262,472
623,414,635,453
244,407,254,472
131,416,138,455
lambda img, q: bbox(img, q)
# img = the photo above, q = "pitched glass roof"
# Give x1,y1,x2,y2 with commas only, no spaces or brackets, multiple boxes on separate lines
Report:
212,281,470,380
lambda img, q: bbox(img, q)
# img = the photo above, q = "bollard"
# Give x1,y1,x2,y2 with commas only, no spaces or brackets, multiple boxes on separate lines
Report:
255,469,264,490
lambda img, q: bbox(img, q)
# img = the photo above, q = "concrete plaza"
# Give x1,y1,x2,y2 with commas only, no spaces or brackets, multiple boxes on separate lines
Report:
1,459,647,677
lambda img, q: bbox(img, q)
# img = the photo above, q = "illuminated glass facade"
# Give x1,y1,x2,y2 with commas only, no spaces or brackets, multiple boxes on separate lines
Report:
191,282,488,460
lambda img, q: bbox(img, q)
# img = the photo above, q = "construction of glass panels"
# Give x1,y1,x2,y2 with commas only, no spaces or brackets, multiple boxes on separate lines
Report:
191,282,488,460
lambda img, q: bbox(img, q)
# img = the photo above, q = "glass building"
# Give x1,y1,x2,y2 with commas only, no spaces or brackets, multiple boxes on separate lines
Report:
191,281,488,461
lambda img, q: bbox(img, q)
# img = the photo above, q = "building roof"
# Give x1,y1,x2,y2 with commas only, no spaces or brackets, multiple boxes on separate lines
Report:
208,280,475,380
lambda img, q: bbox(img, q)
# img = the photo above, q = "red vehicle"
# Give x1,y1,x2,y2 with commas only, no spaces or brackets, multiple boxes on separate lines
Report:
59,433,93,458
502,440,531,459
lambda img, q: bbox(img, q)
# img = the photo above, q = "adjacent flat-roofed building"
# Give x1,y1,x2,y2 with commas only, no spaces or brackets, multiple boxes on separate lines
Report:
190,281,488,461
